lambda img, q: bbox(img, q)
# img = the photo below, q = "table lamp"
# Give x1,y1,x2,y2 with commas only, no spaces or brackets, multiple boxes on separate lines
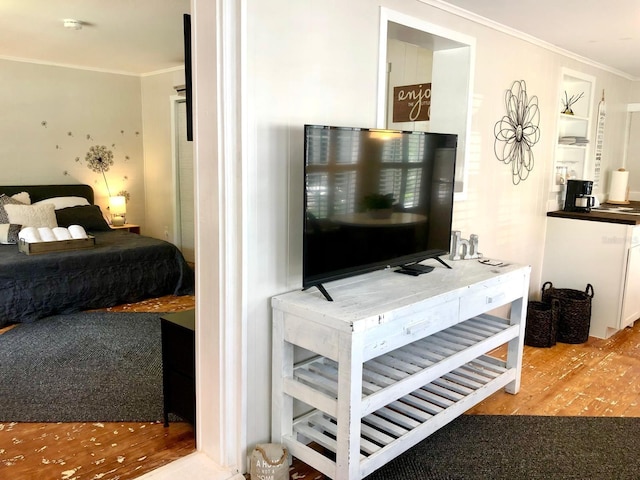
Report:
109,195,127,226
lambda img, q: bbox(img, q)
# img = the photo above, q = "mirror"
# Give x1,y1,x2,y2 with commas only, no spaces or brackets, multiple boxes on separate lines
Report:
377,8,475,196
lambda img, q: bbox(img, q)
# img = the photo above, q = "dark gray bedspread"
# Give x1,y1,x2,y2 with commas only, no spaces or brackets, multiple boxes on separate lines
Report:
0,230,194,326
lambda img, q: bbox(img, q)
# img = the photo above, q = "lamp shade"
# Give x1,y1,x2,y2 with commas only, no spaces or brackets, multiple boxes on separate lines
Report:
109,196,126,216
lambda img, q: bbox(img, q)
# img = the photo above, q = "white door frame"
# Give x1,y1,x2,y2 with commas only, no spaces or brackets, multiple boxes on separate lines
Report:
137,0,246,477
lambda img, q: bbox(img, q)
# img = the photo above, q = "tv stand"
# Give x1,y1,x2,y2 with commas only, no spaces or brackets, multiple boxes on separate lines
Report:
272,259,530,479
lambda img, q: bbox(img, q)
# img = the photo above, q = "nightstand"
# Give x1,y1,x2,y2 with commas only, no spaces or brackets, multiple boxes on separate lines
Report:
160,310,195,426
110,223,140,234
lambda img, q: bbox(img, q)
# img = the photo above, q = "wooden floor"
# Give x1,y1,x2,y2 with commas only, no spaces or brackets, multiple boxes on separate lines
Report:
4,297,640,479
0,294,197,480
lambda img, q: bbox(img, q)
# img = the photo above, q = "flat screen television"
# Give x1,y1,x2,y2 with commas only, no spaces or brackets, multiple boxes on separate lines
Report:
183,13,193,142
303,124,457,298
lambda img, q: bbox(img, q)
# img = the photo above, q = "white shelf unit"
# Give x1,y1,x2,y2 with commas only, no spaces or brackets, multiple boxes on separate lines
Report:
551,69,596,209
272,259,531,479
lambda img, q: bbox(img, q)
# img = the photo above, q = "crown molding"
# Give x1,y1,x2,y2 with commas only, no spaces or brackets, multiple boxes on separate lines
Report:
417,0,638,81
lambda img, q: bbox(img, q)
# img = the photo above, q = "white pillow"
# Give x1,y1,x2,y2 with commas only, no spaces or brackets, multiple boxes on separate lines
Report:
34,196,90,210
11,192,31,205
4,204,58,228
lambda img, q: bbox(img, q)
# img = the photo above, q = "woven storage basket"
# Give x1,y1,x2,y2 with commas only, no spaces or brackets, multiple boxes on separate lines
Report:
541,282,594,344
525,299,560,347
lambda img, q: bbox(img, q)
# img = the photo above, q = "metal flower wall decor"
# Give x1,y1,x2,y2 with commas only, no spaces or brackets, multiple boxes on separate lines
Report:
493,80,540,185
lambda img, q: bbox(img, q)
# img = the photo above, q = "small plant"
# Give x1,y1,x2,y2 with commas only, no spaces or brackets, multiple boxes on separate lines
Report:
561,91,584,115
363,193,395,210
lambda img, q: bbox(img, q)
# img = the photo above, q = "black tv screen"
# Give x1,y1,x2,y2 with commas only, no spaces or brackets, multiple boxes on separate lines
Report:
303,125,457,289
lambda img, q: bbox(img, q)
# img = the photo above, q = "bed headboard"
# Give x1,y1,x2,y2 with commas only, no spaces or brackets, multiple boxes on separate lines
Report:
0,184,94,204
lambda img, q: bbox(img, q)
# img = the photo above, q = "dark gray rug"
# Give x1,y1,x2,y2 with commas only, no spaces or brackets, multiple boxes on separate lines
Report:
0,312,166,422
365,415,640,480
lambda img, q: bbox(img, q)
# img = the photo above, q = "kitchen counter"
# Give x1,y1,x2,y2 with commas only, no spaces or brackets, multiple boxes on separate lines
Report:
547,201,640,225
543,203,640,338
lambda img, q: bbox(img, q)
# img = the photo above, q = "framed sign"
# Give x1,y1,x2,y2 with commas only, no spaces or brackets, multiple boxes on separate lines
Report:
393,83,431,122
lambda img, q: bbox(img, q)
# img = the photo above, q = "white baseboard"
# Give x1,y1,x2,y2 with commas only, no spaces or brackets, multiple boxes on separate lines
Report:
134,452,244,480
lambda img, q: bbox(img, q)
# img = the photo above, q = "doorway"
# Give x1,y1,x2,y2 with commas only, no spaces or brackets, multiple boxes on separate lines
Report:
377,7,475,196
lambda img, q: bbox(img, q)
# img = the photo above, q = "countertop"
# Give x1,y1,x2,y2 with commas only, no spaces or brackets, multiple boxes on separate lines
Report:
547,202,640,225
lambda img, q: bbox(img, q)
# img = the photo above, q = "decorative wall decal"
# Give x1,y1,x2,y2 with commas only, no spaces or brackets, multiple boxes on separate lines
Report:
85,145,115,196
493,80,541,185
117,190,131,203
37,115,136,203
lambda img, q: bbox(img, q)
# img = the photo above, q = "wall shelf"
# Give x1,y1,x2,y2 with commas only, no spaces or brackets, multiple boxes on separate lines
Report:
551,69,596,209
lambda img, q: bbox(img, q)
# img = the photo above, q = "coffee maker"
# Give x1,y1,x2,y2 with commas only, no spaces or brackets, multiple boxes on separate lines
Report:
564,179,595,212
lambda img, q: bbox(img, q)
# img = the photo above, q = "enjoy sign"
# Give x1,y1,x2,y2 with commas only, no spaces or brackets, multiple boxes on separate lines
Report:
393,83,431,122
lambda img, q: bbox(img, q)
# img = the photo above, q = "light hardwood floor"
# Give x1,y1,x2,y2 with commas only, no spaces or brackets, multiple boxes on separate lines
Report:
3,296,640,479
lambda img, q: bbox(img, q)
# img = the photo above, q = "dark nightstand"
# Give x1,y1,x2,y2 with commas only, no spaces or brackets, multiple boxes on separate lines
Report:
161,310,195,427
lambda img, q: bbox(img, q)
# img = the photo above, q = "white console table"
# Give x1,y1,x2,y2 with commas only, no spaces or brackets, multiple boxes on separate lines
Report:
271,259,531,479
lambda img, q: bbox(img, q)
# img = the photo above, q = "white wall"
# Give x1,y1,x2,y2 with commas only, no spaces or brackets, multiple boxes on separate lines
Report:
240,0,637,457
0,59,145,222
0,59,186,239
140,68,186,240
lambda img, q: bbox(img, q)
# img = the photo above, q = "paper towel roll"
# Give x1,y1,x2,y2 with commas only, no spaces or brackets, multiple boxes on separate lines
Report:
609,169,630,204
18,227,42,243
68,224,88,239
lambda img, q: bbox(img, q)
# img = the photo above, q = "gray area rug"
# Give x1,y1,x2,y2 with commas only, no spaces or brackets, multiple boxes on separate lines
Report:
364,415,640,480
0,312,166,422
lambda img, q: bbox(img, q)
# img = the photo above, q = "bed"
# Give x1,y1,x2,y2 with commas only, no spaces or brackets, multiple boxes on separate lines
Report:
0,184,194,327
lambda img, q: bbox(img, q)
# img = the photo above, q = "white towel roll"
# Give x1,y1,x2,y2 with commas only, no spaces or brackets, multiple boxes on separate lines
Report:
18,227,42,243
52,227,72,241
68,224,88,239
38,227,56,242
609,169,630,204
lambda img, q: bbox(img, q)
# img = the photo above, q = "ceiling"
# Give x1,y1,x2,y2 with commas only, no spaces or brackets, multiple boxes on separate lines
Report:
440,0,640,79
0,1,638,79
0,0,190,75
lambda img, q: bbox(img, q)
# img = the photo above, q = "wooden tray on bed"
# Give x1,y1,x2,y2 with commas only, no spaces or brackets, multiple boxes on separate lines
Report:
18,236,95,255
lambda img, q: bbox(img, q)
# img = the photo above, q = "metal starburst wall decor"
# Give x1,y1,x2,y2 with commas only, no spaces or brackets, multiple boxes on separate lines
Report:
493,80,540,185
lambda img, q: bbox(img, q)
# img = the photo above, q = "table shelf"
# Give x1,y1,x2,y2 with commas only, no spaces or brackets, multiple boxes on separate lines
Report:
288,354,515,478
272,259,530,479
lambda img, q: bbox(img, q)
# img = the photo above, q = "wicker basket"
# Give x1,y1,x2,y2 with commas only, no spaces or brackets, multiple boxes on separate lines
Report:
525,299,560,347
541,282,594,344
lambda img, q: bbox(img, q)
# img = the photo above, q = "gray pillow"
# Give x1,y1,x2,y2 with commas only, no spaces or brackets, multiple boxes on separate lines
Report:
0,194,25,224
